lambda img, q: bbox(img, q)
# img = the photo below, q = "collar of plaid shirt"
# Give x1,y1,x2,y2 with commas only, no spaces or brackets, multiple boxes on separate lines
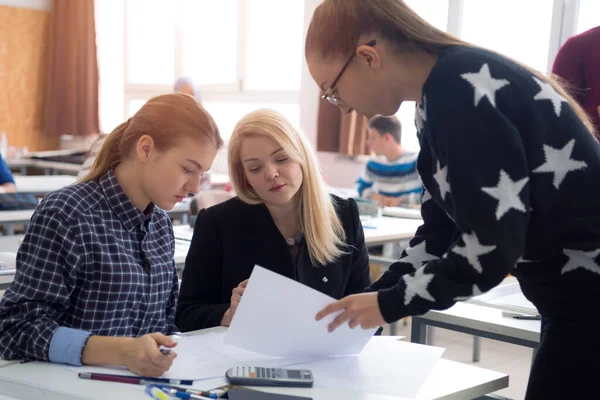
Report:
100,170,155,232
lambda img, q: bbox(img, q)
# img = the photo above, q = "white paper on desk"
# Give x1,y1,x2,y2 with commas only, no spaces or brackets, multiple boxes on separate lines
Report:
69,331,316,380
224,266,377,358
285,336,445,399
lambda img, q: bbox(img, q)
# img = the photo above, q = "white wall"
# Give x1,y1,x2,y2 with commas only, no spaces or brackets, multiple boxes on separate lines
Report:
0,0,50,11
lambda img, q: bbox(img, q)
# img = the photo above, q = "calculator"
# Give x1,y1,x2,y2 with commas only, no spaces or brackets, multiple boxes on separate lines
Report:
225,366,314,387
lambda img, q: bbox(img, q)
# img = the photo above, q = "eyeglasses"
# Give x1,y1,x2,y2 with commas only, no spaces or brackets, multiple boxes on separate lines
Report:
321,40,377,108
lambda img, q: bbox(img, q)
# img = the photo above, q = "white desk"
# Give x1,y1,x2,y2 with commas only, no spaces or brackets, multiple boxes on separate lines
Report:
13,175,77,196
362,216,422,247
0,333,507,400
7,158,81,176
173,216,422,248
411,301,541,364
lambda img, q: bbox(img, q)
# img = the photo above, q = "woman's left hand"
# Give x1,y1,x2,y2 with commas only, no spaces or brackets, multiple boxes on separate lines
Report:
315,292,385,332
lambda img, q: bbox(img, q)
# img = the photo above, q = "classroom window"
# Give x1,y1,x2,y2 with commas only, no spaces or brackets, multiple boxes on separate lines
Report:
404,0,449,32
394,0,451,153
97,0,304,140
126,0,175,85
181,0,238,86
460,0,553,73
576,0,600,34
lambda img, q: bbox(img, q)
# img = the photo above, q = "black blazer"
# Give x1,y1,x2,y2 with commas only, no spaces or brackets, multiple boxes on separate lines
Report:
176,195,371,332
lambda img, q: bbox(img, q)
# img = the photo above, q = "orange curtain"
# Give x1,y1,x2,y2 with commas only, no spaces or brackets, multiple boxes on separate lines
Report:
316,95,369,156
44,0,99,138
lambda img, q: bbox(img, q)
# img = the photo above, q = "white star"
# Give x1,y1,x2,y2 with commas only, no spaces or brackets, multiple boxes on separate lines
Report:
481,170,529,220
421,95,427,121
561,249,600,275
532,77,567,117
433,160,451,201
403,267,435,305
398,241,439,270
421,188,432,204
461,63,510,107
452,232,497,273
454,284,483,301
533,139,587,189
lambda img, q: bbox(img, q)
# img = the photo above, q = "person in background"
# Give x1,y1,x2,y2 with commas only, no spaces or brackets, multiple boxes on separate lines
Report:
174,76,212,191
176,109,371,331
357,115,421,207
0,93,222,377
305,1,600,398
552,25,600,133
0,153,16,193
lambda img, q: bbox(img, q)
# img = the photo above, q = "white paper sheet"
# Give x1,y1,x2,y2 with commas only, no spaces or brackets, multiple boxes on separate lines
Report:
285,336,445,399
224,266,377,358
69,331,315,380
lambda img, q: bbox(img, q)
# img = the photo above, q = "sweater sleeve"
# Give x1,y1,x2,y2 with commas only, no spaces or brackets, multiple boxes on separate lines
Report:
377,61,531,323
367,179,457,292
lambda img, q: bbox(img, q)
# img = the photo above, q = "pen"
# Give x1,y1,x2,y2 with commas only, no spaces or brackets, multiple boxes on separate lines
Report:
154,383,218,399
145,384,171,400
362,225,377,229
501,311,541,320
78,372,194,386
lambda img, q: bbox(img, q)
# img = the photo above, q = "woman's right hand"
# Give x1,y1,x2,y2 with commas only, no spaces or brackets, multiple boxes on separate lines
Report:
221,279,249,326
121,333,177,377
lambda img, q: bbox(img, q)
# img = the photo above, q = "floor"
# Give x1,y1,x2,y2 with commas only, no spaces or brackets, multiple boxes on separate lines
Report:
384,318,532,400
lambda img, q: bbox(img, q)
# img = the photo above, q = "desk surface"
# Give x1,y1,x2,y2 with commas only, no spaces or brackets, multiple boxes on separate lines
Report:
418,301,540,345
13,175,77,195
173,216,421,247
0,344,507,400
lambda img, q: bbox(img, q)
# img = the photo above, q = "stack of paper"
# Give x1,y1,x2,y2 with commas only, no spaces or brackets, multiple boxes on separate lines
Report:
71,266,444,398
382,206,423,219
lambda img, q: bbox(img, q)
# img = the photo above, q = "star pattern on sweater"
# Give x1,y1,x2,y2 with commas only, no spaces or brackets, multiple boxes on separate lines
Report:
433,160,451,201
452,232,497,273
461,63,510,107
533,139,587,189
481,170,529,220
403,267,436,305
532,76,567,117
398,240,439,270
561,249,600,275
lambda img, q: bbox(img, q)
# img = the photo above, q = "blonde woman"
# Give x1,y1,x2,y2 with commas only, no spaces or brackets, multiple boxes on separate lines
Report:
305,1,600,398
176,109,371,330
0,93,222,376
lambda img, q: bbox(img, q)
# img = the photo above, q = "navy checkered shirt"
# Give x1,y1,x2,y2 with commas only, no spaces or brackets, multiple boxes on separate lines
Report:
0,170,178,364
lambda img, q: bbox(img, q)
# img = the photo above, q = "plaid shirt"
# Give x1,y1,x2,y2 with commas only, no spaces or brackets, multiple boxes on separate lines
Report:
0,170,178,362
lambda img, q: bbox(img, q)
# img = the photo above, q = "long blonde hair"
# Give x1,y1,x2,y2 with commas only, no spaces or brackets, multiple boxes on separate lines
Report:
81,93,222,182
305,0,596,136
228,109,347,266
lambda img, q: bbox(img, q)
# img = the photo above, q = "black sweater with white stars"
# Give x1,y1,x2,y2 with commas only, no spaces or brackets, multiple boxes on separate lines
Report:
371,45,600,323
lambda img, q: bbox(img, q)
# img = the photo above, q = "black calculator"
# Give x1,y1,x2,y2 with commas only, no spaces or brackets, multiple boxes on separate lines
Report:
226,366,314,387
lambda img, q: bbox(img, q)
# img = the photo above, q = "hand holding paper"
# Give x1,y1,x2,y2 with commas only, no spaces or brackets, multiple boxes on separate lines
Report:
315,292,386,332
225,266,377,358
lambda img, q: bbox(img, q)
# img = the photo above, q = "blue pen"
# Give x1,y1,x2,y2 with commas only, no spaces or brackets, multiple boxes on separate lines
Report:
79,372,194,386
154,383,218,399
362,225,377,229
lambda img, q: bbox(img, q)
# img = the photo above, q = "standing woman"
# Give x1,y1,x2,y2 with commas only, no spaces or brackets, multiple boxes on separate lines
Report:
305,1,600,398
0,93,222,377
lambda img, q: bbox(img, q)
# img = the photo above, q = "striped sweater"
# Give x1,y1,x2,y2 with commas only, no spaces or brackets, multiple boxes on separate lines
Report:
357,153,422,205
